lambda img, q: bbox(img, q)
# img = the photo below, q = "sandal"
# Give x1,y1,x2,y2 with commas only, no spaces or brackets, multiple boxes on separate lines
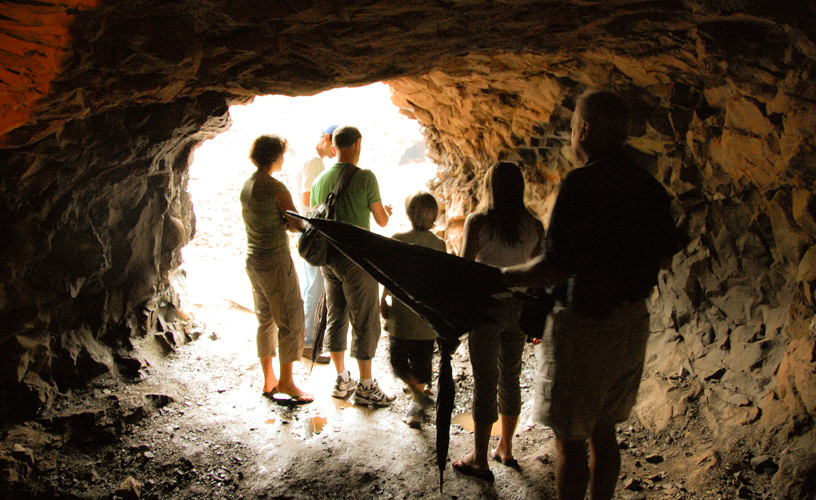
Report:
261,387,277,400
452,458,494,483
491,450,520,469
273,392,314,406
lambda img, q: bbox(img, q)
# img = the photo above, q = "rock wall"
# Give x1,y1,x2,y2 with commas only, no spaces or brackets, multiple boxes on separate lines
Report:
389,34,816,493
1,0,815,495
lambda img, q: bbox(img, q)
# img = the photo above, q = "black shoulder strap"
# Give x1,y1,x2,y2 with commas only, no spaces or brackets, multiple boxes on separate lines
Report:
326,164,359,218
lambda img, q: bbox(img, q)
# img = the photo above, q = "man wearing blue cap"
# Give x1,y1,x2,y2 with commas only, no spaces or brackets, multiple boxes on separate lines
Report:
294,125,338,364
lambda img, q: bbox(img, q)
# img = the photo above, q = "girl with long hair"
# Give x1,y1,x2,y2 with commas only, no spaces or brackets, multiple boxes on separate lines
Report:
453,161,544,482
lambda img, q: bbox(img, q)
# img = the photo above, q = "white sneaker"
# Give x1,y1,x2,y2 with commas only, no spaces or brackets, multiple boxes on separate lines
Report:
332,373,357,398
352,380,396,407
403,401,423,428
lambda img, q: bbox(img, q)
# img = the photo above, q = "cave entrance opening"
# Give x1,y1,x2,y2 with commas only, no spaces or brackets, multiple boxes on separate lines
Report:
176,83,437,405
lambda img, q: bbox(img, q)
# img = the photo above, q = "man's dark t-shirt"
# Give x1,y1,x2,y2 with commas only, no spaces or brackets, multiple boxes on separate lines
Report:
545,147,679,313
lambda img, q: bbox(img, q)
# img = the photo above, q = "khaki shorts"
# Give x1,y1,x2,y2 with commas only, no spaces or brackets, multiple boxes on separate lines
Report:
467,300,527,423
246,253,305,363
534,301,650,440
322,253,381,360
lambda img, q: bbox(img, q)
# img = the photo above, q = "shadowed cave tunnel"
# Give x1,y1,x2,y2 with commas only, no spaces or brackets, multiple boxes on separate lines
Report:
1,1,816,498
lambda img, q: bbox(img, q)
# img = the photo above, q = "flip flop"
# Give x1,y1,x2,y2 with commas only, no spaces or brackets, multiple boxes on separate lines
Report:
491,450,520,469
452,458,494,483
261,387,277,400
272,392,314,406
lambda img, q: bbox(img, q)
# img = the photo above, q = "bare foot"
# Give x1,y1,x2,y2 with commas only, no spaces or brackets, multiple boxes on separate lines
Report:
452,454,494,482
454,452,489,471
493,443,514,463
276,381,309,399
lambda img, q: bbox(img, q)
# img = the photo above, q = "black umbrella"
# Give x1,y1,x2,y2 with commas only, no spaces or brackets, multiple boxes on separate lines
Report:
308,291,327,375
435,335,459,492
287,212,506,490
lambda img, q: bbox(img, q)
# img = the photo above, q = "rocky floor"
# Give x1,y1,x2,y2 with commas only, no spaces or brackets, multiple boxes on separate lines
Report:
0,283,782,499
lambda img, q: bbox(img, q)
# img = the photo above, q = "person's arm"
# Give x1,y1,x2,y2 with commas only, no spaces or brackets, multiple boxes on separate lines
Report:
370,201,391,227
459,213,483,260
301,158,323,209
501,254,568,288
380,288,391,319
531,217,545,258
275,190,305,232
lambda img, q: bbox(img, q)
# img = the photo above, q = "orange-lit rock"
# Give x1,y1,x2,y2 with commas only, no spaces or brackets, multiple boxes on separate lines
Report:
0,0,97,139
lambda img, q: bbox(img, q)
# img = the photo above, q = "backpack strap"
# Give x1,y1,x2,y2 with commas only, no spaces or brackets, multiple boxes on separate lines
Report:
325,164,359,219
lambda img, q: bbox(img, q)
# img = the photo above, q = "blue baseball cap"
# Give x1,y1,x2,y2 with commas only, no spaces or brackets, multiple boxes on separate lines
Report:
322,125,339,136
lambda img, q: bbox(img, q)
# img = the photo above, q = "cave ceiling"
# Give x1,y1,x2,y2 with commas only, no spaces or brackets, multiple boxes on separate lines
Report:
2,1,813,149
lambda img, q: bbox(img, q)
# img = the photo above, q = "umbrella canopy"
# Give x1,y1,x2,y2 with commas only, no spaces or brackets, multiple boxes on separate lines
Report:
287,212,508,490
288,213,507,339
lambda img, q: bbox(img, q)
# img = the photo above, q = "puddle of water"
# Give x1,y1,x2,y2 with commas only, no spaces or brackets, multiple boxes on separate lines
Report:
330,398,354,410
451,413,503,436
304,415,328,437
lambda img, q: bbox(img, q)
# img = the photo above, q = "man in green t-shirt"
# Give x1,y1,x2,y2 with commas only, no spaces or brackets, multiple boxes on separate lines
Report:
310,126,395,406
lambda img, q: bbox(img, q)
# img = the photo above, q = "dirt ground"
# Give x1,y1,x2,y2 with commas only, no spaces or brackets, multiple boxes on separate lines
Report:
2,257,775,499
1,223,786,500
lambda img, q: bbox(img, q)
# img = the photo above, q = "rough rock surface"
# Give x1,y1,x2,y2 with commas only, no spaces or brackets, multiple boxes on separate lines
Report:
1,0,816,496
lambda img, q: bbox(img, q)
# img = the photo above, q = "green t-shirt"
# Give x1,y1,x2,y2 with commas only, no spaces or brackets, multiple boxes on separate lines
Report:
240,172,290,256
310,162,382,230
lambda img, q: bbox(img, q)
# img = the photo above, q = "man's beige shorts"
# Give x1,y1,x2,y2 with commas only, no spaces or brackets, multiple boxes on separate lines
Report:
534,301,650,440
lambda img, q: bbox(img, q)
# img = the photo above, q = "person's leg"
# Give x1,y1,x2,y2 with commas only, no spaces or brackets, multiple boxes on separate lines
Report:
247,260,279,394
276,360,311,399
357,358,372,381
457,417,492,470
330,351,346,373
588,419,620,500
495,414,519,462
301,261,324,347
341,259,393,402
322,262,350,376
463,318,501,472
495,309,527,462
389,337,416,388
340,257,380,365
408,339,434,399
262,255,308,398
322,258,358,397
555,436,590,500
259,356,277,393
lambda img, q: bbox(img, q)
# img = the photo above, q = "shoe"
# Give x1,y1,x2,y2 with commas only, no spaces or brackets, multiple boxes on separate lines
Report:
403,401,423,428
452,458,494,483
261,387,277,401
352,380,396,407
332,373,357,398
415,390,434,411
303,346,331,364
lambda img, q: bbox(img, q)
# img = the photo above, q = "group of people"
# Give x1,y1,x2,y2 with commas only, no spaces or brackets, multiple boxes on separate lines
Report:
238,88,679,500
240,124,397,406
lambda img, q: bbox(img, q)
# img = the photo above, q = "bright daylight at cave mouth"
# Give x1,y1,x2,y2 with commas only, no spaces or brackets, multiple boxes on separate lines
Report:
181,82,437,317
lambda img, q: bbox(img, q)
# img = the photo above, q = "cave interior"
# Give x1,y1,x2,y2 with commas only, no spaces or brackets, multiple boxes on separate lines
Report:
1,0,816,497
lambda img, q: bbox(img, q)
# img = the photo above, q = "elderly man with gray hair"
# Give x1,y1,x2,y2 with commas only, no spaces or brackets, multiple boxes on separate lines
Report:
503,88,680,499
